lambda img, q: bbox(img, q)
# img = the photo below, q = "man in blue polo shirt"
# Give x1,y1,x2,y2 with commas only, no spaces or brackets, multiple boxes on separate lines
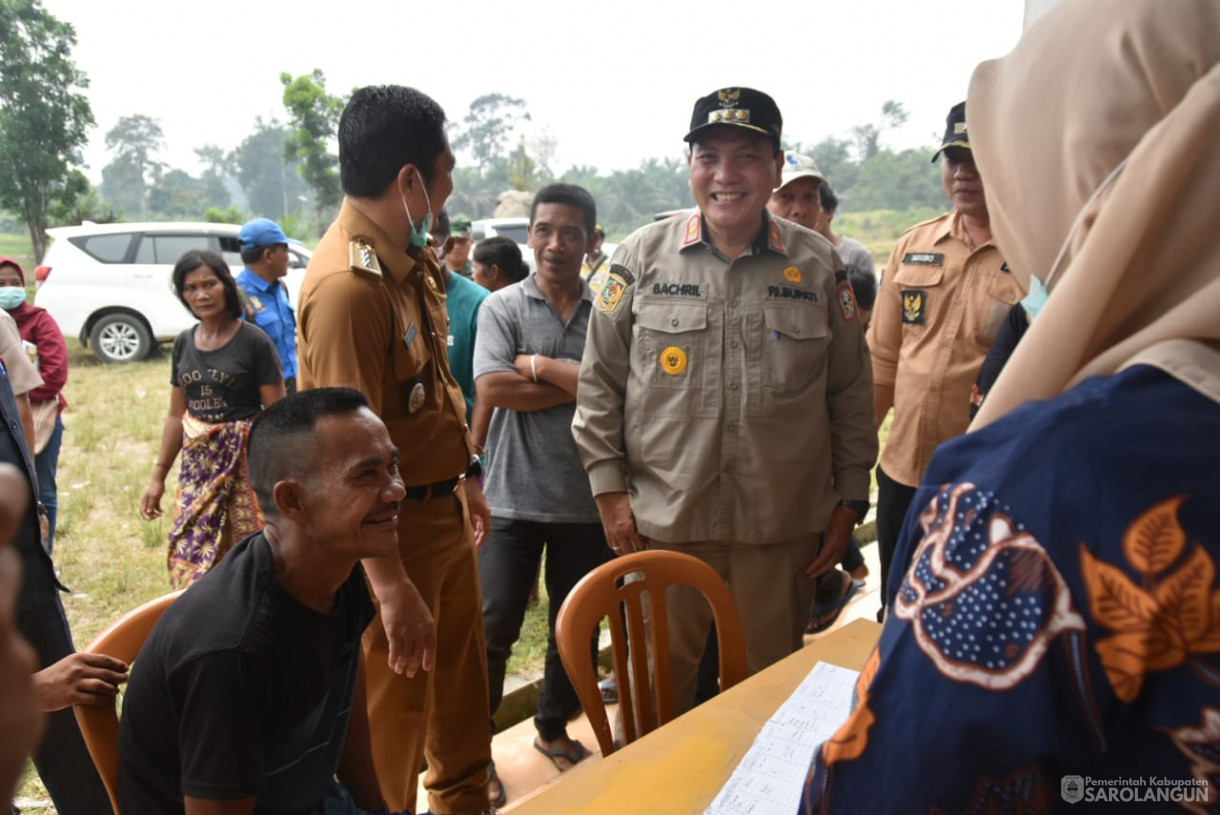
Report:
236,218,298,392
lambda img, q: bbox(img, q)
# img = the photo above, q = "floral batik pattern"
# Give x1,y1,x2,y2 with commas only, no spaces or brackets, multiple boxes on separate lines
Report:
167,413,263,588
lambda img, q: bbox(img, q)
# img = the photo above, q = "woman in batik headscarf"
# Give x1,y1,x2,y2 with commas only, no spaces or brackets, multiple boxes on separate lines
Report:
802,0,1220,810
140,250,284,587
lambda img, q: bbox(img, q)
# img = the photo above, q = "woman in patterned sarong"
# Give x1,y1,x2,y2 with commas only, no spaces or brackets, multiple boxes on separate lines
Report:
140,250,284,588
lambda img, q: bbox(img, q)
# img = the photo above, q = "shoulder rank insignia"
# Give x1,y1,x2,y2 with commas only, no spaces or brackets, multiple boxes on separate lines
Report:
683,213,701,247
768,220,785,254
901,289,927,324
836,281,858,322
597,263,634,314
350,239,382,277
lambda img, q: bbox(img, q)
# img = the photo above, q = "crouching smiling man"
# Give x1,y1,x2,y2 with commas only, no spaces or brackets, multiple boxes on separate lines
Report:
118,388,404,814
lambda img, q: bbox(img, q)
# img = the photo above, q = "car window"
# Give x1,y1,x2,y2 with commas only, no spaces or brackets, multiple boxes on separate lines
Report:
495,225,529,244
146,235,216,264
287,249,309,269
218,236,243,270
69,233,134,263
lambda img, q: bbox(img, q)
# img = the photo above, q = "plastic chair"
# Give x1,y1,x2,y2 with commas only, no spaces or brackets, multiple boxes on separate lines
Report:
74,590,183,814
555,550,748,756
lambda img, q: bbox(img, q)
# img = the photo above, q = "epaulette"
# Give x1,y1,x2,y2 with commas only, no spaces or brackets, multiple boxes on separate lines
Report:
349,238,382,278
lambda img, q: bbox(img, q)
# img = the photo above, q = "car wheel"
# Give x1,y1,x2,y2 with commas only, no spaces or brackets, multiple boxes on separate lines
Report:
89,313,153,363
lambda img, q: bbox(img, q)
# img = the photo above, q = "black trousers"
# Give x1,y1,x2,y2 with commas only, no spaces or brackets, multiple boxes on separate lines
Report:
18,594,113,814
875,465,919,620
479,517,611,741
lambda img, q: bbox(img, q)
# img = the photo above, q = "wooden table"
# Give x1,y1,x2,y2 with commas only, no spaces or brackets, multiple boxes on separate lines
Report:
509,618,882,814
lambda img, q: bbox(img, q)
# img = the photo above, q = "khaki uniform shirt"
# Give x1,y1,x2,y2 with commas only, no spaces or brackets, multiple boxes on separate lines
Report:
868,210,1022,487
574,212,877,545
297,201,473,485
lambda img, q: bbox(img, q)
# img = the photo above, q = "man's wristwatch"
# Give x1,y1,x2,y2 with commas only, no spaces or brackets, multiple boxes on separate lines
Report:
464,455,484,480
839,499,870,525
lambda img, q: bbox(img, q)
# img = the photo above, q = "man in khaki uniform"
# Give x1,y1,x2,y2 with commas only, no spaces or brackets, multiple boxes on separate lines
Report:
868,101,1023,616
296,85,493,815
573,87,877,712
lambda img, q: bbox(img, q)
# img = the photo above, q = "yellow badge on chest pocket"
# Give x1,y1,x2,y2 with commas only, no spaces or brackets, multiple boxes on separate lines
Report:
783,266,802,284
659,346,688,375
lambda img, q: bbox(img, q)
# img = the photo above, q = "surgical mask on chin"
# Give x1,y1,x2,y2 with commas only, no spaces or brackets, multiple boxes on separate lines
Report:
401,179,434,249
1021,155,1130,322
0,287,26,311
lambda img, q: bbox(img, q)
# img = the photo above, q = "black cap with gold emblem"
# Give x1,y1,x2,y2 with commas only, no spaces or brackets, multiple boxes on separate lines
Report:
684,87,783,150
931,101,969,162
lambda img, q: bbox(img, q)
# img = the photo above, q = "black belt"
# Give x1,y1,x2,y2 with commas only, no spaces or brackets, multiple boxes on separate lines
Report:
404,476,462,500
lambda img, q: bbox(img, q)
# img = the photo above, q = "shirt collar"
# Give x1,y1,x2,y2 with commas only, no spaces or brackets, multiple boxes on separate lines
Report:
938,209,995,250
678,209,787,257
238,268,273,292
522,272,596,304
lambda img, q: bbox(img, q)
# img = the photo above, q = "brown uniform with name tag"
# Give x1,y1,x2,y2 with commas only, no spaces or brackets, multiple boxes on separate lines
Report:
573,210,876,710
297,201,491,815
868,209,1023,488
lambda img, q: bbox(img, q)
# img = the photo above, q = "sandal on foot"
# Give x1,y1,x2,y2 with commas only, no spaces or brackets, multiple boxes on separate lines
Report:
488,761,507,808
533,737,589,771
806,578,865,635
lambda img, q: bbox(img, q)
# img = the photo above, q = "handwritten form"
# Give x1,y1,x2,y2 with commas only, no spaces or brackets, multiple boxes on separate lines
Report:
706,662,859,815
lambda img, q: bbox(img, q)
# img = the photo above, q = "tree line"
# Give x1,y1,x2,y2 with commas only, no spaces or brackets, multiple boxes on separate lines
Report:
1,0,947,260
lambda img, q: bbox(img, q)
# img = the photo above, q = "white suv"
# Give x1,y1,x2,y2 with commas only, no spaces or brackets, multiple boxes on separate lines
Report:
35,222,310,363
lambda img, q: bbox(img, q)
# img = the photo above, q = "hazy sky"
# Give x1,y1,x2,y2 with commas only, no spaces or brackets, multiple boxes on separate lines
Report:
43,0,1026,182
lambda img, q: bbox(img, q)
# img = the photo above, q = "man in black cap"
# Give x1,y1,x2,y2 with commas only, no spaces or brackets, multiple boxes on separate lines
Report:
573,87,876,713
867,101,1022,616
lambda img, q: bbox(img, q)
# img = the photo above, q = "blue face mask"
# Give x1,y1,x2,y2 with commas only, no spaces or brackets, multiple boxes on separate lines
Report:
1020,275,1048,320
401,171,434,249
0,287,26,311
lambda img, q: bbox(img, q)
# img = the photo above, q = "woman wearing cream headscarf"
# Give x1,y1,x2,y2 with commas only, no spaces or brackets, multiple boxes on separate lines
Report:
800,1,1220,811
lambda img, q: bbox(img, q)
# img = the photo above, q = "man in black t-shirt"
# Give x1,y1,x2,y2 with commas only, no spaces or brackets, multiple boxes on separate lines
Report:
119,388,407,815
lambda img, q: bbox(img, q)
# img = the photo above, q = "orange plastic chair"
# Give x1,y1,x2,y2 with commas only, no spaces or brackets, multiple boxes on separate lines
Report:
555,550,748,756
74,590,183,814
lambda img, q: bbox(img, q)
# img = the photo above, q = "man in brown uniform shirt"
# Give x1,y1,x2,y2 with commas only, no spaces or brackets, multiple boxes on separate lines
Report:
868,102,1023,616
574,87,876,712
296,85,493,815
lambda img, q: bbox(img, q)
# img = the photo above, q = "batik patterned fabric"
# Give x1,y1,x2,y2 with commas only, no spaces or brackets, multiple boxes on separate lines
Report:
167,412,263,588
801,366,1220,814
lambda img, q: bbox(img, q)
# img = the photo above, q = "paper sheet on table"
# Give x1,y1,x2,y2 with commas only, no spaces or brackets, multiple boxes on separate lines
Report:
705,661,859,815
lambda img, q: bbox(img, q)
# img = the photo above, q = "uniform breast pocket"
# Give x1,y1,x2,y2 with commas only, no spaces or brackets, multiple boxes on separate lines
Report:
981,269,1025,342
636,302,710,391
393,311,433,384
892,263,945,330
761,305,829,393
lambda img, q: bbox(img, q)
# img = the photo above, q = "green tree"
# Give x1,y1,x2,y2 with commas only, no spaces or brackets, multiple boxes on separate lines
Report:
47,169,114,226
232,117,310,219
450,93,530,170
808,137,858,194
280,70,343,233
851,100,908,162
0,0,94,261
147,169,206,218
847,147,944,212
101,114,164,215
194,144,231,210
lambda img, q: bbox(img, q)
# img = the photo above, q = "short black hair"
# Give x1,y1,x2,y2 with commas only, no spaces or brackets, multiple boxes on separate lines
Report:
819,184,839,214
530,183,597,234
473,236,527,283
847,267,877,310
239,244,283,266
171,249,243,320
247,387,370,517
339,85,448,198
